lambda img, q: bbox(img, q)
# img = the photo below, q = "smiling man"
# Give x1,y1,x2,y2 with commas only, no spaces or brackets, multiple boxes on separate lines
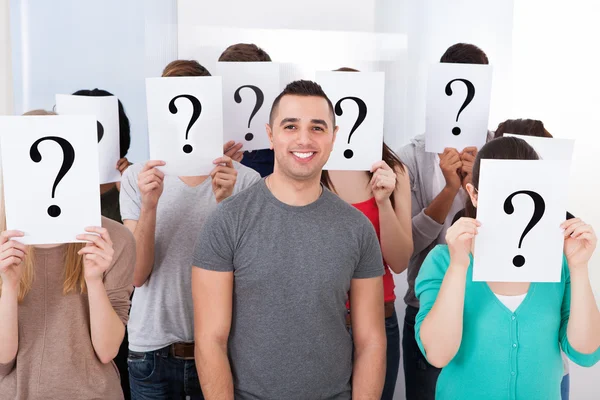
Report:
191,80,387,400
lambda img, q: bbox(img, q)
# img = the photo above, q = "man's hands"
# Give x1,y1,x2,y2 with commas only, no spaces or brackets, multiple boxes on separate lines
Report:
211,156,238,203
223,141,244,163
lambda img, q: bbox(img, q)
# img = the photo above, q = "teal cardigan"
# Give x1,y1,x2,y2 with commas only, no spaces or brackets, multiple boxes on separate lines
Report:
415,245,600,400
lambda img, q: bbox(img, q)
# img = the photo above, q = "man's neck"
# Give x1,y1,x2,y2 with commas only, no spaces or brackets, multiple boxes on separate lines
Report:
179,175,209,187
266,171,322,207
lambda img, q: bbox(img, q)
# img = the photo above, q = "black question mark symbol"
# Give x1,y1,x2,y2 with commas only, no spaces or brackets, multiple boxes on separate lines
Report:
445,79,475,136
96,121,104,143
168,94,202,154
29,136,76,218
503,190,546,267
334,97,368,159
234,85,264,142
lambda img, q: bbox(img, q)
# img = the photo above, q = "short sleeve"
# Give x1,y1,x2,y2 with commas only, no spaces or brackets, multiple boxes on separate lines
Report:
119,164,143,221
233,162,261,195
193,206,235,272
414,245,451,360
0,358,15,377
559,258,600,367
352,221,385,279
102,219,135,325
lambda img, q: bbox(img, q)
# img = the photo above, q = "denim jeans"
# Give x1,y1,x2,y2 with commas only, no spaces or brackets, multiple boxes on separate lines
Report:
561,374,570,400
382,309,401,400
128,346,204,400
402,305,441,400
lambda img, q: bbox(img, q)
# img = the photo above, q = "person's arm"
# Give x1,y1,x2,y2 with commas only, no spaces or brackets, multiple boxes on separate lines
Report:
559,219,600,364
192,268,234,400
350,277,386,399
417,218,479,368
423,148,462,224
77,226,127,364
0,231,26,373
375,165,413,273
121,161,165,287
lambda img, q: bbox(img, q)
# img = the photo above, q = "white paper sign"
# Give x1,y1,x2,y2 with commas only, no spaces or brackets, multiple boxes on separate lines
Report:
504,134,575,162
473,160,569,282
425,64,493,153
0,116,101,244
146,77,223,176
216,62,280,151
56,94,121,184
317,71,385,171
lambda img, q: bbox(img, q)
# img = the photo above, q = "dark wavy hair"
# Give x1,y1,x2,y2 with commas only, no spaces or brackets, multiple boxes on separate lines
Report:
72,89,131,158
465,136,539,218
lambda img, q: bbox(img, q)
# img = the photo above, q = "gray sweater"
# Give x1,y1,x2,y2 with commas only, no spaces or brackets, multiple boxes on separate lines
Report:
398,133,493,308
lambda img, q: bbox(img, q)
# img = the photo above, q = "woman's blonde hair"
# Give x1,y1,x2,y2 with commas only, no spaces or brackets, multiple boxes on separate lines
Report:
0,109,86,302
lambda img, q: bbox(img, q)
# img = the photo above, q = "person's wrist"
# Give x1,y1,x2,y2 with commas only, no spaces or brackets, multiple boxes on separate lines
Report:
141,200,158,212
375,196,393,208
443,184,460,195
1,278,20,297
568,263,590,277
84,275,105,289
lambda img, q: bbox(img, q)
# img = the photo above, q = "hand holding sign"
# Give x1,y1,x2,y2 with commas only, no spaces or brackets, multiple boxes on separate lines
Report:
0,230,27,288
562,218,597,269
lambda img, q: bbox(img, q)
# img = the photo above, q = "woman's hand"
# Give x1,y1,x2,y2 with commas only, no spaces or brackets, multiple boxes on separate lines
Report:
562,218,597,270
0,231,26,291
76,227,115,283
446,218,480,268
370,160,397,205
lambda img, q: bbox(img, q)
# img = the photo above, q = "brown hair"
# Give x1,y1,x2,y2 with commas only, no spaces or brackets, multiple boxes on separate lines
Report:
162,60,211,77
465,136,540,218
440,43,489,64
494,119,552,139
0,110,85,302
320,67,405,209
269,80,335,126
218,43,271,62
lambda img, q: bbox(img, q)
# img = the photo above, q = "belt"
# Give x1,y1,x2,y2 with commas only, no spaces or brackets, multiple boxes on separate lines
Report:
346,302,395,327
169,342,195,360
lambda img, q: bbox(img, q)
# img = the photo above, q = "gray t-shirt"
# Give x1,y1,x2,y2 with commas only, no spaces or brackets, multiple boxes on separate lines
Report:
120,161,260,352
193,179,384,400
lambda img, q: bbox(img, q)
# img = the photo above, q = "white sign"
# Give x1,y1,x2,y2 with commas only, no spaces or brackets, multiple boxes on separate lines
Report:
504,134,575,162
317,71,385,171
56,94,121,184
0,116,101,244
216,62,280,151
146,77,223,176
473,159,569,282
425,64,493,153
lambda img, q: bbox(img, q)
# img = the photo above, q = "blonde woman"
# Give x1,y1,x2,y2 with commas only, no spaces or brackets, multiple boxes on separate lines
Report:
0,110,136,399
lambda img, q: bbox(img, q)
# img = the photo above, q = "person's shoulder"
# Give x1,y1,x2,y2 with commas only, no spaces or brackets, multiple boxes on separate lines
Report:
121,162,144,184
220,178,264,211
101,216,135,254
422,245,451,274
398,134,427,169
233,161,261,186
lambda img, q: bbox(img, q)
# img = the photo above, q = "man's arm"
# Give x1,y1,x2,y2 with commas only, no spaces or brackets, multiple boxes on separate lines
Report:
192,267,234,400
350,277,386,400
423,148,462,224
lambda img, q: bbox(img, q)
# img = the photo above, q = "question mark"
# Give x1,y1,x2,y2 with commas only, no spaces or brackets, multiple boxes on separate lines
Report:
97,121,104,143
503,190,546,267
334,97,368,159
445,79,475,136
234,85,264,142
168,94,202,154
29,136,76,218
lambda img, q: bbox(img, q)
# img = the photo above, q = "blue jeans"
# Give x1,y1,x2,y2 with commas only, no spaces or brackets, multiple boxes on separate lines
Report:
561,374,570,400
128,346,204,400
402,305,441,400
382,310,401,400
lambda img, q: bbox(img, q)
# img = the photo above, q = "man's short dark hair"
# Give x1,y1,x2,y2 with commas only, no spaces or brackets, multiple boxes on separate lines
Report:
269,80,335,127
162,60,211,77
218,43,272,62
440,43,489,64
72,88,131,158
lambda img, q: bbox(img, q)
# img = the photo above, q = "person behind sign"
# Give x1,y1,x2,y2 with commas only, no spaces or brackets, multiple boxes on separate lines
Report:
192,80,386,399
218,43,275,177
415,136,600,400
120,60,260,400
321,67,413,400
0,110,136,400
397,42,492,400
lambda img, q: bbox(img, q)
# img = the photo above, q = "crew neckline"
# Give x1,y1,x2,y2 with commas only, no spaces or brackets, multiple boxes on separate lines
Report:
259,178,329,212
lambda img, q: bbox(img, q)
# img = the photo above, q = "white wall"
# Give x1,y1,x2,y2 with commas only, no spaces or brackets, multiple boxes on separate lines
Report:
0,0,12,115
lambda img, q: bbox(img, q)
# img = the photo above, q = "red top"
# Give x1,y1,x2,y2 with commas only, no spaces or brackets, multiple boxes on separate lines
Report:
352,197,396,303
